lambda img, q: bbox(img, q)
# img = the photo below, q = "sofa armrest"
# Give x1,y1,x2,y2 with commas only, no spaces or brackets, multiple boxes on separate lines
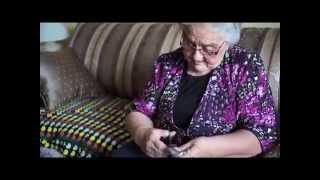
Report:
40,47,105,111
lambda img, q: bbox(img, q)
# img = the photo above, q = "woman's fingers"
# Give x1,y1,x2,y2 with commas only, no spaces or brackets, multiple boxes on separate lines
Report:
145,141,161,157
169,131,176,137
144,128,179,157
156,129,170,138
154,139,167,151
176,143,196,157
146,129,172,157
154,141,170,157
175,141,192,152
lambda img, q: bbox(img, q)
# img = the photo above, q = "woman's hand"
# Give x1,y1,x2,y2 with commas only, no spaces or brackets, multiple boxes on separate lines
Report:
134,127,175,157
174,137,208,157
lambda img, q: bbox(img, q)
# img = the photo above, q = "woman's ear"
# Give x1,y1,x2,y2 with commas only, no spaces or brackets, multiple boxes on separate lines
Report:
210,42,230,67
219,42,230,58
207,42,229,68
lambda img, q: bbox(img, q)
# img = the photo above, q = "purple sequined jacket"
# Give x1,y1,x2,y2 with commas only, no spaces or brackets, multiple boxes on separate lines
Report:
133,46,279,153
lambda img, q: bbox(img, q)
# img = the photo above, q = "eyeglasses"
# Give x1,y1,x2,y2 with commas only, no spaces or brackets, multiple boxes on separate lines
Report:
180,35,225,58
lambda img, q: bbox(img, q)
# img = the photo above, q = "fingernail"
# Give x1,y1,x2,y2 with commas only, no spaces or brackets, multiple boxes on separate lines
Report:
178,151,185,157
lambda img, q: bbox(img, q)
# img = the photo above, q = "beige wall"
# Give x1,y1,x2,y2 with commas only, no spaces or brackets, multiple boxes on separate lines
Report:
242,23,280,28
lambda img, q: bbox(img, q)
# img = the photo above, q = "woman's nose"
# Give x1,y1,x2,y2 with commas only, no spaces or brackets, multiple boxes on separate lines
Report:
192,49,204,62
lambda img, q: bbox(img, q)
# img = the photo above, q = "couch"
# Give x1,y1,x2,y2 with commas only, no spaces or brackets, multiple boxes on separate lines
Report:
40,23,280,158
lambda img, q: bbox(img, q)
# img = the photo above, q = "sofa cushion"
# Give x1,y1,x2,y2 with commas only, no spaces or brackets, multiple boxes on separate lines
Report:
40,47,105,110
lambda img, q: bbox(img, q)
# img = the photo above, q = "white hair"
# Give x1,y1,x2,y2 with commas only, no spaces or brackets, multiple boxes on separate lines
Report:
180,23,241,44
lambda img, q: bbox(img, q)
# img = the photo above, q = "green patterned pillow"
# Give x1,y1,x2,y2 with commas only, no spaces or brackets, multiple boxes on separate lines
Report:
40,96,133,158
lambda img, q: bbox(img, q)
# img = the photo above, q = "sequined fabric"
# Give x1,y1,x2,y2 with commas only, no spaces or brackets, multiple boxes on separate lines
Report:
133,47,278,153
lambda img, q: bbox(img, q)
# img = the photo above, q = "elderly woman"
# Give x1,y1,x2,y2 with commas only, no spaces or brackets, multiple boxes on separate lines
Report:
111,23,279,158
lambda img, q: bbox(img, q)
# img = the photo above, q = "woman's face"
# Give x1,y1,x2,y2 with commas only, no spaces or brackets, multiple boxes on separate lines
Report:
182,24,229,76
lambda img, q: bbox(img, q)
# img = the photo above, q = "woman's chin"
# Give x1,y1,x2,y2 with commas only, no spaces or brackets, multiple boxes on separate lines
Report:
190,65,211,75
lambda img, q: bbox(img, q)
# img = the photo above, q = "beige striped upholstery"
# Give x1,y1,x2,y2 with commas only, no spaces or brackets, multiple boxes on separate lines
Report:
69,23,182,98
69,23,280,112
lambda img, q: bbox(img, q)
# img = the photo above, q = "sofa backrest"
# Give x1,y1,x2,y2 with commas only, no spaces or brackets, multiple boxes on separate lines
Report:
69,23,280,111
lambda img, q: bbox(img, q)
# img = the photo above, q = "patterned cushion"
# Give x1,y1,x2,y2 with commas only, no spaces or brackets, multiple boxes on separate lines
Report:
40,47,105,111
40,96,133,158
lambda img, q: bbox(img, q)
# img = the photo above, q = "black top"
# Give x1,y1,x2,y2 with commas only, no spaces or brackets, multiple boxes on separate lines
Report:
173,70,211,130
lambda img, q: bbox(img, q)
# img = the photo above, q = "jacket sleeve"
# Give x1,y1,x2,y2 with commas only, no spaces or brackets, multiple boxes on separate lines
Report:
236,52,279,153
132,55,166,119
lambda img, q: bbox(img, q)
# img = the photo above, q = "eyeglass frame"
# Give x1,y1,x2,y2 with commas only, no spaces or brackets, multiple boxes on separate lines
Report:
180,33,226,58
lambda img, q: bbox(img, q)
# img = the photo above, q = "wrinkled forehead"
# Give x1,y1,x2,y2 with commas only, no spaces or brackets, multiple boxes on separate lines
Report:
182,23,225,44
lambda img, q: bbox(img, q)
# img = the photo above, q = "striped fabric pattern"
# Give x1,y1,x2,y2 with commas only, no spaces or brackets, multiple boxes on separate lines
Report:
40,96,133,157
69,23,182,99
